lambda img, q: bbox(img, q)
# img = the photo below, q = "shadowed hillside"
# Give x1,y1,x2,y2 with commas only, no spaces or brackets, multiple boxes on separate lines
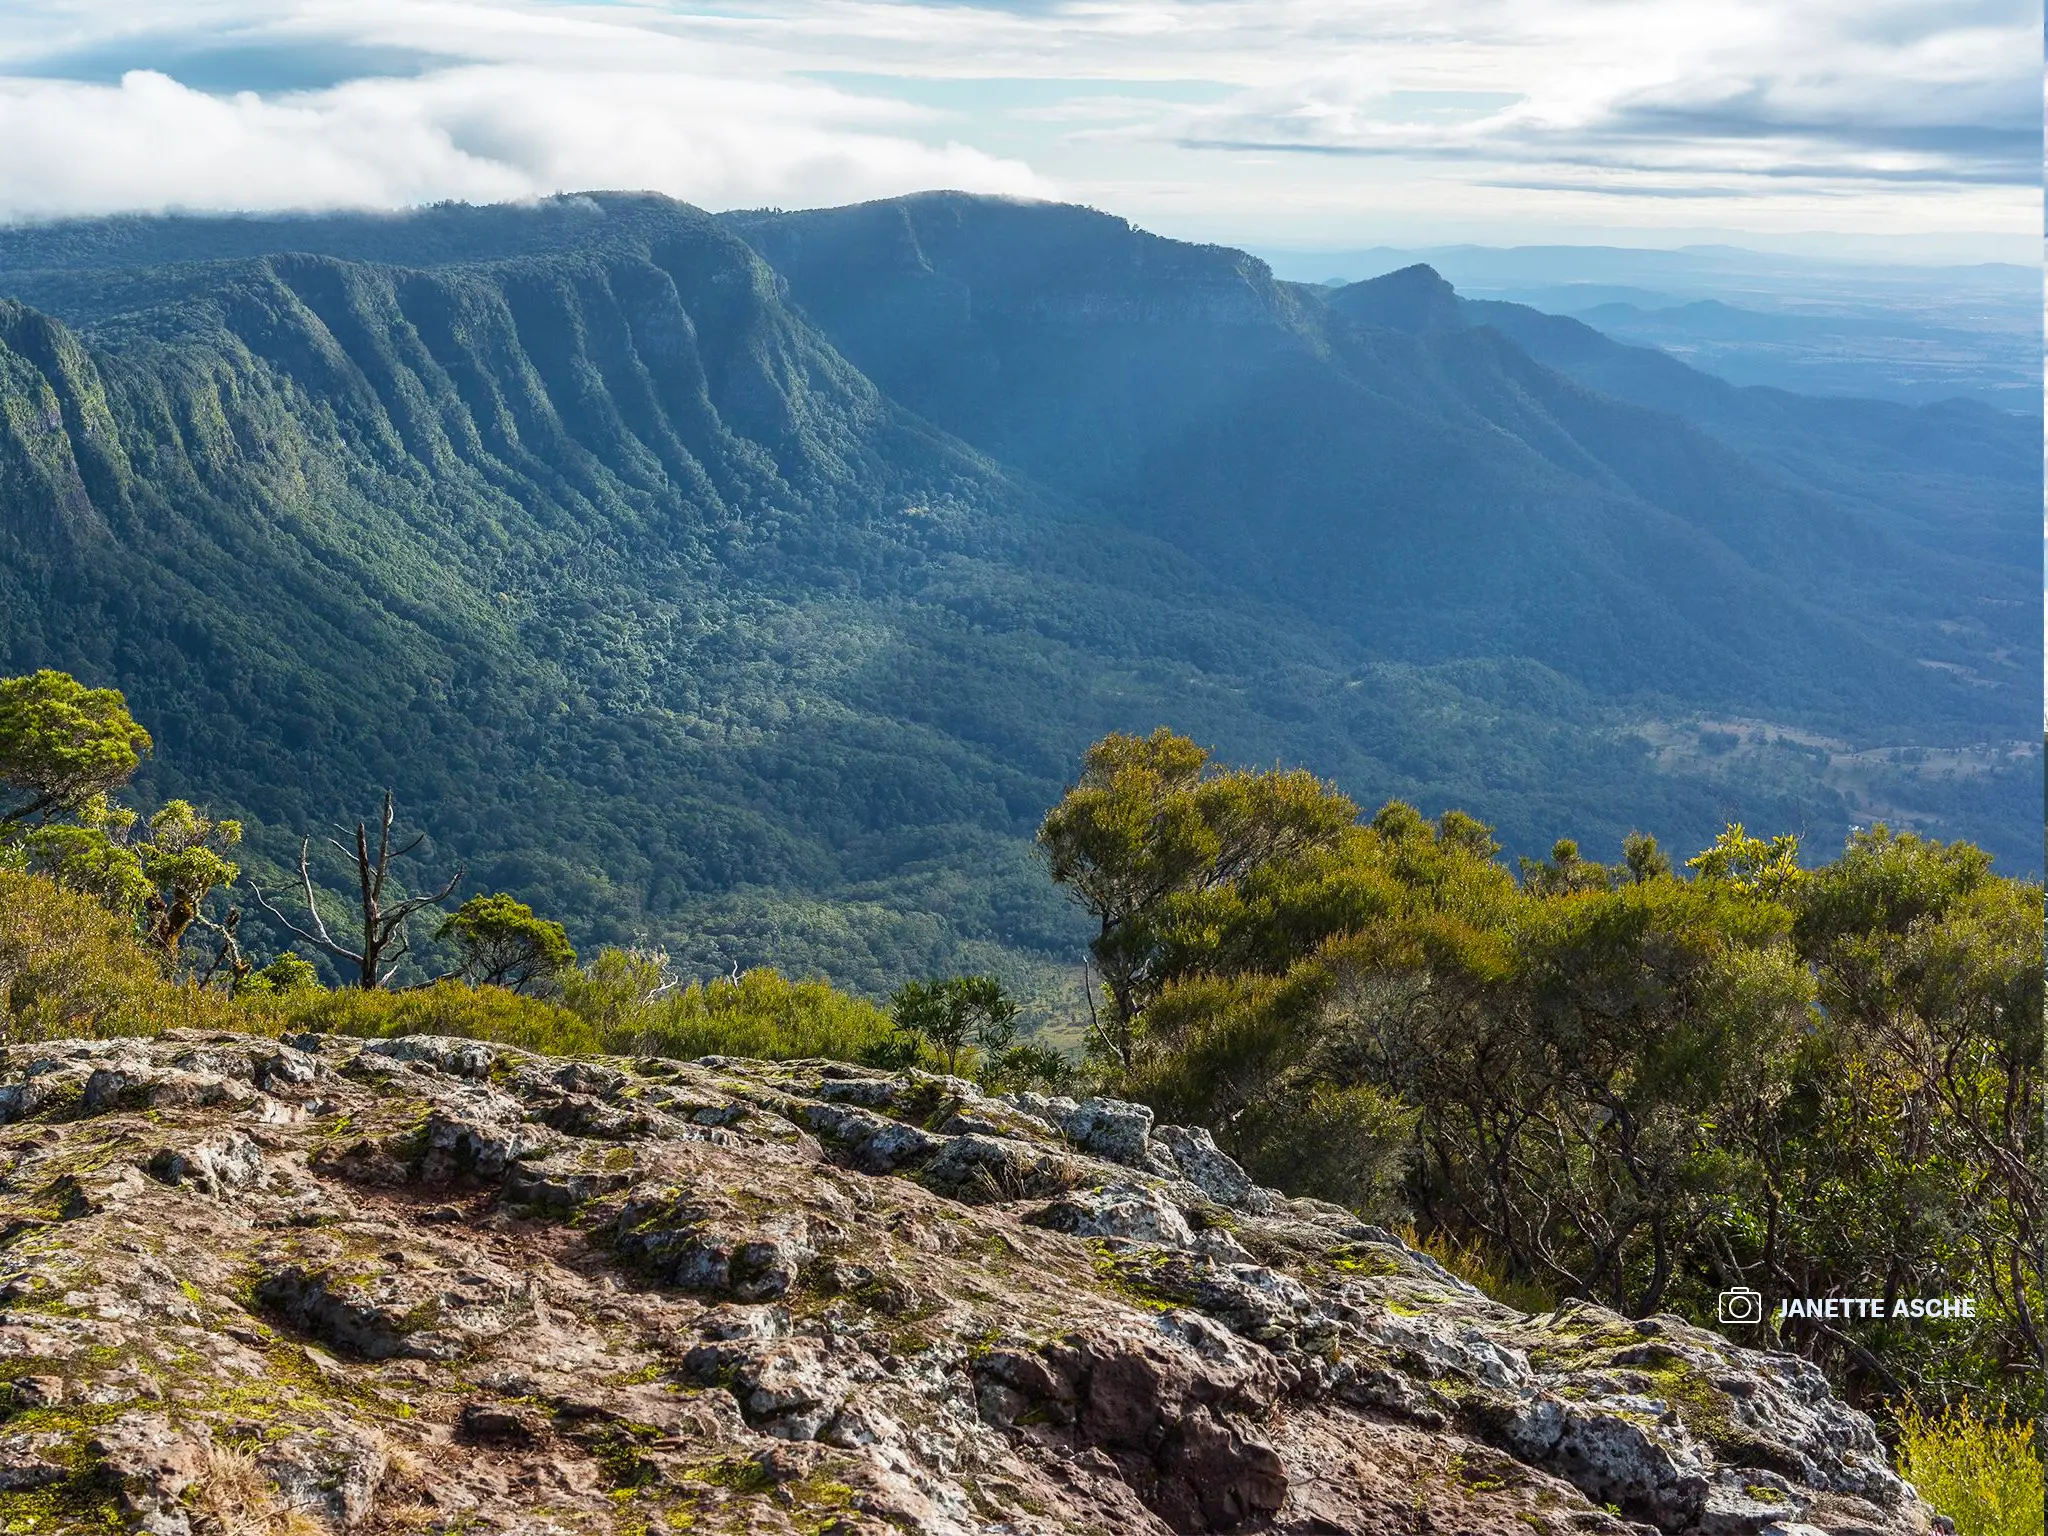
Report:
727,195,2034,736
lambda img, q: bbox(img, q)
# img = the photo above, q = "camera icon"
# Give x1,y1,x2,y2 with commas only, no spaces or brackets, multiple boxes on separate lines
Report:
1718,1287,1764,1324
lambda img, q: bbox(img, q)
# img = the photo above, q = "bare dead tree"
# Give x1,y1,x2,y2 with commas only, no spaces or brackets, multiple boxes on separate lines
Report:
622,934,683,999
192,907,251,991
248,792,462,990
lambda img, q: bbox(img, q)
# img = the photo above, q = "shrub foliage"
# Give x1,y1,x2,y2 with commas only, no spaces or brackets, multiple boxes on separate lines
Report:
1042,730,2044,1427
1894,1401,2043,1536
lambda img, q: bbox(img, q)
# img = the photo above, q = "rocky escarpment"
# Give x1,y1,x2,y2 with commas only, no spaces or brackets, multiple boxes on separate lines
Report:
0,1031,1933,1536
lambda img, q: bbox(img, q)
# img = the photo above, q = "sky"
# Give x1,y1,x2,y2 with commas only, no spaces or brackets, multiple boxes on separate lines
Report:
0,0,2038,261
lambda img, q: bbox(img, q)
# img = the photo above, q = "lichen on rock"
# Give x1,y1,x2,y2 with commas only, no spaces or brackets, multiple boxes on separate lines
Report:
0,1031,1938,1535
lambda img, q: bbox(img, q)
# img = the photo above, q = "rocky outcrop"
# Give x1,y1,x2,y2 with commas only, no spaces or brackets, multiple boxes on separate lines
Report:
0,1031,1934,1535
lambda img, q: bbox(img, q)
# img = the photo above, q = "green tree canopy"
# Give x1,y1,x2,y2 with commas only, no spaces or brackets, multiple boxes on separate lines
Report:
17,794,152,916
0,671,152,830
246,953,320,995
0,677,240,975
1048,729,2043,1424
438,894,578,994
137,801,242,962
1037,727,1358,1058
888,975,1019,1079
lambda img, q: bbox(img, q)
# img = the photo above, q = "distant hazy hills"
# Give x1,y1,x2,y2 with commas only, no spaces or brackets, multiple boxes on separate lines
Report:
0,192,2035,996
1260,242,2041,416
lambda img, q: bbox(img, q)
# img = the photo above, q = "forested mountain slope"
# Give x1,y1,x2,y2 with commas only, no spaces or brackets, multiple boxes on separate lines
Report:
727,195,2034,734
1447,287,2035,566
0,192,2034,996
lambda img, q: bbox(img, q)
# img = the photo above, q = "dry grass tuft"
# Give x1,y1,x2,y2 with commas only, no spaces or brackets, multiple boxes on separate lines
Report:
187,1443,326,1536
1402,1225,1557,1316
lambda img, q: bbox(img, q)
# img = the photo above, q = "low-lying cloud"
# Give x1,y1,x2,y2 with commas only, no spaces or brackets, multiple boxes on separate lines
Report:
0,57,1046,221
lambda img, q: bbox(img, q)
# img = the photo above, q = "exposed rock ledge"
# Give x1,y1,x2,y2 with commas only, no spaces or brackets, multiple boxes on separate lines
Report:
0,1031,1934,1536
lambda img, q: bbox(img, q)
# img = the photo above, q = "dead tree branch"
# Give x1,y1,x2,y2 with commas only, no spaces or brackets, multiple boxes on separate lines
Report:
247,792,462,989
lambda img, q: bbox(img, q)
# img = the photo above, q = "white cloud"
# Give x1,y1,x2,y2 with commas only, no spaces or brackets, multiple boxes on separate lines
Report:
0,48,1046,220
0,0,2032,252
1154,2,2036,184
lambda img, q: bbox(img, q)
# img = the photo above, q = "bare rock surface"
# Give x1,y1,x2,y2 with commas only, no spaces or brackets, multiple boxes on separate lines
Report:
0,1031,1935,1534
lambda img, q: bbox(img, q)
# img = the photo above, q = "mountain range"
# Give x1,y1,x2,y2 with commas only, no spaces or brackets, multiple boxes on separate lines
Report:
0,191,2035,999
1259,241,2041,416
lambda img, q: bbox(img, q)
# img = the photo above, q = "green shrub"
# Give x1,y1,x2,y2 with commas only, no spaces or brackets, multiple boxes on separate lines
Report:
1894,1401,2043,1536
287,963,898,1067
986,1040,1081,1094
1404,1225,1558,1316
0,884,905,1072
0,869,240,1042
888,975,1021,1080
268,982,601,1055
558,947,673,1036
244,954,319,994
437,893,577,993
617,969,899,1064
1238,1081,1417,1224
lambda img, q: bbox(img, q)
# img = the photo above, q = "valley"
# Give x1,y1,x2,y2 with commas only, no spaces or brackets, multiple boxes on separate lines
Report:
0,191,2034,999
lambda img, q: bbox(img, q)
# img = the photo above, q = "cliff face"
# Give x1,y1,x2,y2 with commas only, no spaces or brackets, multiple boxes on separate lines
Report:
0,1030,1930,1536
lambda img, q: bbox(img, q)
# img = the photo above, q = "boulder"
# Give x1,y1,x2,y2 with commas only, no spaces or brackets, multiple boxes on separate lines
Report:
87,1412,211,1535
0,1431,67,1490
258,1426,388,1527
917,1132,1084,1203
1005,1093,1181,1177
1149,1124,1270,1214
615,1186,813,1300
1027,1182,1197,1247
146,1130,267,1196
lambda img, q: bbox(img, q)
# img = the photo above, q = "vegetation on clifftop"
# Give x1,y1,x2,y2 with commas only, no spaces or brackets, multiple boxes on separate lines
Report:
1,669,2036,1489
1035,728,2043,1437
